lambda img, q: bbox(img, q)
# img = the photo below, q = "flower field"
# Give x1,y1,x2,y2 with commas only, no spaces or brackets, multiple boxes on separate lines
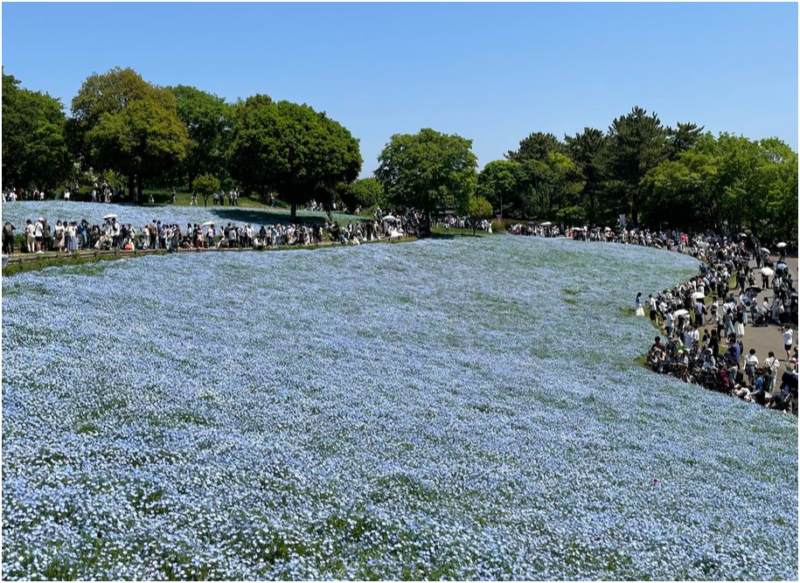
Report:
2,236,797,580
1,201,361,228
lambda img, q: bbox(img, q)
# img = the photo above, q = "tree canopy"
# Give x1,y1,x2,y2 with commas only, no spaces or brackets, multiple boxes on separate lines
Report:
169,85,231,186
3,71,73,191
375,128,477,230
228,95,362,221
71,67,189,200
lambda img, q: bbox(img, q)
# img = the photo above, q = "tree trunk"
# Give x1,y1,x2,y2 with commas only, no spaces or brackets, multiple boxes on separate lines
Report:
291,202,297,223
136,177,144,204
128,175,136,202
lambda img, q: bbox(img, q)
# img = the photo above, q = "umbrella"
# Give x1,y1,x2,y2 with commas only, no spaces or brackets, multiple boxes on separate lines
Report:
201,221,214,227
540,221,552,227
103,213,118,220
761,247,770,254
776,262,787,270
761,267,774,276
383,215,397,223
745,286,762,294
777,242,787,248
604,226,611,231
673,309,689,317
739,233,747,238
691,292,705,300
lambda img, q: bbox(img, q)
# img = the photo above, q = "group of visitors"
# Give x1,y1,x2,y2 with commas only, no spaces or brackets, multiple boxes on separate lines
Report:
646,330,798,413
3,187,48,202
2,210,424,256
626,231,798,413
434,215,494,232
206,190,241,206
510,221,798,413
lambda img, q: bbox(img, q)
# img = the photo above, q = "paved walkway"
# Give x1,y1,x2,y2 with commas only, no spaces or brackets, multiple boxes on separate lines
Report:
698,254,798,364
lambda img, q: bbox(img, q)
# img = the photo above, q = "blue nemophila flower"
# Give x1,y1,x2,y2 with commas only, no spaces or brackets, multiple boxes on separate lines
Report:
2,236,797,580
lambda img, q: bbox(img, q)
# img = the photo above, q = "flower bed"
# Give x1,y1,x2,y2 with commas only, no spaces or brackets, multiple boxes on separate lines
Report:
1,200,361,228
2,236,797,580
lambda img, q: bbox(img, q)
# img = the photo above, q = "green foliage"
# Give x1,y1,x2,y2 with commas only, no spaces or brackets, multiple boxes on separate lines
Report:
506,131,565,163
340,177,385,211
169,85,231,186
666,122,704,160
643,132,798,239
228,96,362,220
467,196,493,221
72,68,189,200
556,205,587,225
2,71,73,190
603,106,669,223
477,160,519,217
565,127,606,223
375,128,477,227
192,174,221,206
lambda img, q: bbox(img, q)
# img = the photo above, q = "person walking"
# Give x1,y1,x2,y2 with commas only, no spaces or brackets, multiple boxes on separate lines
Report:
782,326,794,361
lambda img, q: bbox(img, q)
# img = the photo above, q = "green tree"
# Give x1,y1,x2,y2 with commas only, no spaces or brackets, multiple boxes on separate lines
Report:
2,71,73,190
603,106,669,223
340,177,385,211
666,122,704,160
556,205,588,226
192,174,221,207
642,150,719,231
228,95,362,221
466,196,493,235
565,127,606,223
477,160,520,219
506,131,565,163
375,128,477,232
170,85,231,186
71,67,189,201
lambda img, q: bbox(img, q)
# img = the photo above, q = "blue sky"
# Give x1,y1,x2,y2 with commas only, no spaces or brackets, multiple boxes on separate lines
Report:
3,3,797,176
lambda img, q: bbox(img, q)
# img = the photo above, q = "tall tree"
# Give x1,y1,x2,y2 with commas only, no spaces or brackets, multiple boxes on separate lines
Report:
603,106,668,223
169,85,230,186
2,71,73,191
565,127,606,223
506,131,565,163
375,128,477,232
71,68,188,201
641,150,720,231
666,122,704,160
477,160,520,219
228,96,362,221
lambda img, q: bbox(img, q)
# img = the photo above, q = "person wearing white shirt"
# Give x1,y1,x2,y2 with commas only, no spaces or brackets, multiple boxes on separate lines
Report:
765,352,781,394
744,349,759,385
782,327,794,361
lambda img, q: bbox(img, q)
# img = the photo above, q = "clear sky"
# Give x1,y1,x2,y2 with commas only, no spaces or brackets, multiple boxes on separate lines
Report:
2,2,797,176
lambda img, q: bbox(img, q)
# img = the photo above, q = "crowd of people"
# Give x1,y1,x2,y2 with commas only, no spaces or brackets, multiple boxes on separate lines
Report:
1,210,426,256
511,222,798,413
641,265,798,414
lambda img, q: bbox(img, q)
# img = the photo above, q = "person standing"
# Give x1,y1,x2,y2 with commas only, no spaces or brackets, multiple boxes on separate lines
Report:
24,220,35,253
765,351,780,394
3,222,16,254
782,326,794,361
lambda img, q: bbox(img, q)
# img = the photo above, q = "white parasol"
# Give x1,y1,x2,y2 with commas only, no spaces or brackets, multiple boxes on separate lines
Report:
540,221,552,227
383,215,397,223
761,247,770,254
673,309,689,317
103,213,118,220
202,221,214,227
777,242,787,249
691,292,705,300
761,267,774,276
